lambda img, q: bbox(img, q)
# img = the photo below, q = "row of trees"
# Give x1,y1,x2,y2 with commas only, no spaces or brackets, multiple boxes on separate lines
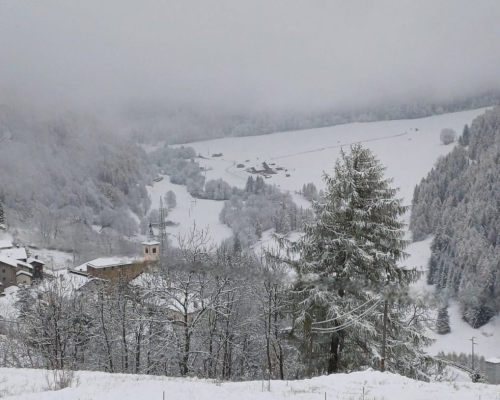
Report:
0,145,442,381
410,107,500,328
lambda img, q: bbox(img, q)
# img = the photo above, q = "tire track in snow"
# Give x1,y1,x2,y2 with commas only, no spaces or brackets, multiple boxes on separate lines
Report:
270,132,408,160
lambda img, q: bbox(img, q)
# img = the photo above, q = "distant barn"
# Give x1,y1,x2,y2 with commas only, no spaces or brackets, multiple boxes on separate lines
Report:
237,164,245,168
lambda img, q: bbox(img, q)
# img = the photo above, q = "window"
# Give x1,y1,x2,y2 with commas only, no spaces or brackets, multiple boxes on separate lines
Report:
152,247,157,254
2,277,5,282
2,269,4,273
145,248,149,253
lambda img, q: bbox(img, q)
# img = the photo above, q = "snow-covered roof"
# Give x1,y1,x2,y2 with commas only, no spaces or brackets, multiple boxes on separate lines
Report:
87,257,135,269
27,257,45,265
0,240,13,250
142,241,160,246
74,262,88,272
486,358,500,364
16,261,33,269
0,247,27,261
16,270,32,277
0,255,18,268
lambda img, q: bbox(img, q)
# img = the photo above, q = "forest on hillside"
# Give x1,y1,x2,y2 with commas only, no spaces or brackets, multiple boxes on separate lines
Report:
0,104,172,263
128,91,500,144
410,106,500,328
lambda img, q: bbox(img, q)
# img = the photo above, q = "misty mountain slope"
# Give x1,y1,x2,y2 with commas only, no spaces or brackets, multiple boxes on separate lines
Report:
172,107,489,213
128,92,500,145
0,107,154,250
411,106,500,328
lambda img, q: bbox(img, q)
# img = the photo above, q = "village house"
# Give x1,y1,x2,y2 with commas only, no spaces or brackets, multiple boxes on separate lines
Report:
0,242,45,294
85,241,160,281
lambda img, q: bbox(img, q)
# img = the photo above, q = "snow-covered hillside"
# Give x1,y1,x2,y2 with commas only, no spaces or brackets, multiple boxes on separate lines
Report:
175,107,489,221
0,367,496,400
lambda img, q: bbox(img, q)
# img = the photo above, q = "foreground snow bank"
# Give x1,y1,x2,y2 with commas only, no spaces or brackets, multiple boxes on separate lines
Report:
0,368,495,400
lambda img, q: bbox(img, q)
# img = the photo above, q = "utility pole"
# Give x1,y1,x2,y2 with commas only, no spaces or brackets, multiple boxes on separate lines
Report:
470,336,477,370
380,300,388,372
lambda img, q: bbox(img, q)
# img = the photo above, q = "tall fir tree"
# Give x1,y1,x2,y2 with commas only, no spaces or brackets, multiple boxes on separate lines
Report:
274,144,431,379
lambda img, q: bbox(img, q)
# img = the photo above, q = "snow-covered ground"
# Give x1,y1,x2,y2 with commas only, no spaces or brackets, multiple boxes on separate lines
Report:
0,367,497,400
146,175,233,246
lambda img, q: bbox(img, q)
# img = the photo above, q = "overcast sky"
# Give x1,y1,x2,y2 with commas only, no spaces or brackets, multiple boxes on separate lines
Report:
1,0,499,115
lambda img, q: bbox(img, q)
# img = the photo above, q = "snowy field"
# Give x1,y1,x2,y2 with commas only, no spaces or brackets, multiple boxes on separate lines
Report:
147,175,233,245
174,108,489,222
0,367,497,400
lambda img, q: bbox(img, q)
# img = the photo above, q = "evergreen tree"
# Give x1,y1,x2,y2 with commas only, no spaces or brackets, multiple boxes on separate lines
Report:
274,144,429,378
459,124,471,146
245,176,254,193
255,222,263,239
233,235,242,254
436,307,451,334
0,200,5,229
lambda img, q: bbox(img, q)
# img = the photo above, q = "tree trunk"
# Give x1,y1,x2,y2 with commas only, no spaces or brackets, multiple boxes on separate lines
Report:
327,334,340,374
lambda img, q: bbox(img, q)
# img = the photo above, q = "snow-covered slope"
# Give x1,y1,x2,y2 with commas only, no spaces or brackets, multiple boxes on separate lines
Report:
147,175,233,245
175,107,489,222
0,367,496,400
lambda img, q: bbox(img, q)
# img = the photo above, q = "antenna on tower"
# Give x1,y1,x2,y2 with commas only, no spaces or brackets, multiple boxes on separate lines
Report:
158,197,168,258
148,222,154,241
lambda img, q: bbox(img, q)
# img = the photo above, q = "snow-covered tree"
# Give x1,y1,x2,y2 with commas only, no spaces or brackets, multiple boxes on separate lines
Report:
440,128,457,145
233,234,242,254
436,307,451,334
274,144,430,378
458,124,471,146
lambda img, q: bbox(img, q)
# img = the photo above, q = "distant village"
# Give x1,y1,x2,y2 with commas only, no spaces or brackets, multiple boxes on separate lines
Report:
0,239,162,295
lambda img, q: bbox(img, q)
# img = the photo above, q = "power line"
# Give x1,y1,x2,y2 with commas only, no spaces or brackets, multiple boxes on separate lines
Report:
312,298,383,333
312,296,380,326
